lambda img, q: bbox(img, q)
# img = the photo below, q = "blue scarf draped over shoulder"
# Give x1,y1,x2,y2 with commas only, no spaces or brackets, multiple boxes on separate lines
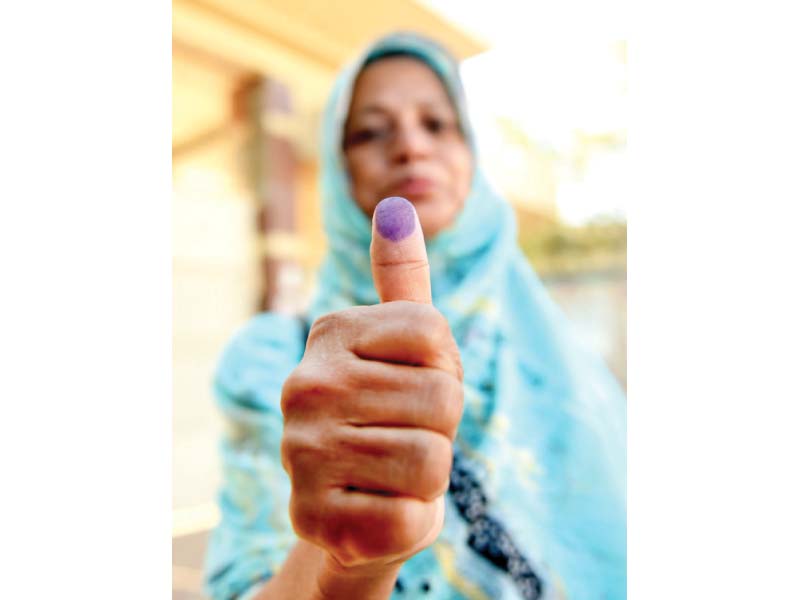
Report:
207,31,626,600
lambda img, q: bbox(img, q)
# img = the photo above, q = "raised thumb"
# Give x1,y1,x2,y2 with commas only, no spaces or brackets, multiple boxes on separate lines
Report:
370,196,432,304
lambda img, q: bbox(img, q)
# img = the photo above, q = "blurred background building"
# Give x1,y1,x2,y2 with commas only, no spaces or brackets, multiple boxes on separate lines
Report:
172,1,626,598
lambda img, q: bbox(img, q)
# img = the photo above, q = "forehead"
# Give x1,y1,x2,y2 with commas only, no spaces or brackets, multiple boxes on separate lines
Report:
349,56,453,112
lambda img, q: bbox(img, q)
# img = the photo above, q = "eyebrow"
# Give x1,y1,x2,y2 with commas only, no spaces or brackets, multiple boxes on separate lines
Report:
350,100,454,119
351,105,389,118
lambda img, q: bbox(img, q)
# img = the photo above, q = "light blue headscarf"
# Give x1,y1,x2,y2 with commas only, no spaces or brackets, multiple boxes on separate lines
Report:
205,31,626,600
308,31,627,599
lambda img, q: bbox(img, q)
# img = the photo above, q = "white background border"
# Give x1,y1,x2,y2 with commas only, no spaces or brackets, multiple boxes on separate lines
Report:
1,1,798,598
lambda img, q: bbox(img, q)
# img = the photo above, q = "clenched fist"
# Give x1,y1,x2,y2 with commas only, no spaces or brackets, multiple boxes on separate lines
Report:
280,197,464,577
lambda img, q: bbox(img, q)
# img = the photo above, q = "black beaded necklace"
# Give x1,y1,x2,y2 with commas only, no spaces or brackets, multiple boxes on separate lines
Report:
448,449,544,599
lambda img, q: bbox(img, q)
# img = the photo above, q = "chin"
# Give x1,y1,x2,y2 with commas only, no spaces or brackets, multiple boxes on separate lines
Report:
416,205,458,239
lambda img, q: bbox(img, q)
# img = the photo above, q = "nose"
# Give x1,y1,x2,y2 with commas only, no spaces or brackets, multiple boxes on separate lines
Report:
389,120,433,164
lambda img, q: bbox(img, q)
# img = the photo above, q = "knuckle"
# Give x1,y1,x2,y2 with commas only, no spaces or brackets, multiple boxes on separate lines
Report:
279,429,304,475
409,304,450,351
424,371,464,441
280,363,348,417
449,379,465,431
307,312,337,341
421,304,448,335
280,368,314,417
411,435,453,500
405,431,452,501
321,496,429,562
279,368,305,416
430,374,464,438
321,505,363,562
309,307,373,356
289,493,323,542
280,427,327,488
347,500,410,557
433,321,462,380
447,338,464,381
389,500,426,550
307,309,352,347
306,314,336,346
433,309,452,340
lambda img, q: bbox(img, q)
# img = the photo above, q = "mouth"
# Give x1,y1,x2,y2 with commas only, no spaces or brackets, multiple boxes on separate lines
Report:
388,176,436,199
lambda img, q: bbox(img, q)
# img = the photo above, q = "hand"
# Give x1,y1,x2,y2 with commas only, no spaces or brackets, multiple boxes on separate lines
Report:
280,197,463,578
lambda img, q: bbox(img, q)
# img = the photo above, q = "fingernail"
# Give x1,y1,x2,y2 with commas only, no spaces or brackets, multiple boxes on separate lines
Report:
374,196,416,241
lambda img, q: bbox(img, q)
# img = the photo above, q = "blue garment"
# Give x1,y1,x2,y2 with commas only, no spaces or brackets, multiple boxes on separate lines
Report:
205,32,626,600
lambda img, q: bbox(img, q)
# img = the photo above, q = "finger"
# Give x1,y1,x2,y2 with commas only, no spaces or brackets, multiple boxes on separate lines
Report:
328,426,453,501
341,361,463,440
319,489,443,566
370,196,432,304
281,358,462,439
347,303,461,378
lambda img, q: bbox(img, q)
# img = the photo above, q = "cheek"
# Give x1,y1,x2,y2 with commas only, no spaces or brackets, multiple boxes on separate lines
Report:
347,155,381,210
447,148,473,205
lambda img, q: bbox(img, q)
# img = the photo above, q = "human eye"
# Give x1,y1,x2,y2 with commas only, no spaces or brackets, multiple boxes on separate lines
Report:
423,115,456,135
344,124,389,148
423,116,445,133
345,128,377,146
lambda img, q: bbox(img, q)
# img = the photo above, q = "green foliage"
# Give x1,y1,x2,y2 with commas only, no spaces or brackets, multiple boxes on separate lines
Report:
517,212,627,276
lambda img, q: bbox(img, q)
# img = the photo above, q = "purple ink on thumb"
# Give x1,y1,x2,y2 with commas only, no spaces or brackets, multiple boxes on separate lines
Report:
374,196,416,242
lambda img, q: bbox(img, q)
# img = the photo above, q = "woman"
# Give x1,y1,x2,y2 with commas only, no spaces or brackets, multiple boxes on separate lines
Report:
204,32,626,600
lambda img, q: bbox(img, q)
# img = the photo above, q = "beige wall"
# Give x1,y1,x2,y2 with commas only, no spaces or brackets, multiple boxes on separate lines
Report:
544,273,627,389
172,135,260,509
171,4,489,596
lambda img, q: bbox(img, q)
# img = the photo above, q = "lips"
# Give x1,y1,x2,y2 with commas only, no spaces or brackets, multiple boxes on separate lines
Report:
390,177,435,197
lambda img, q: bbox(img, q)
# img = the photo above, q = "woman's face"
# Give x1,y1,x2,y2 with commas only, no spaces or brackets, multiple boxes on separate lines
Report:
343,56,473,238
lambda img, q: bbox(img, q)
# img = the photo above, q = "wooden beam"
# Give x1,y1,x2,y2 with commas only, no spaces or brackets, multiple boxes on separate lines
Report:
172,121,243,160
173,0,335,112
185,0,352,70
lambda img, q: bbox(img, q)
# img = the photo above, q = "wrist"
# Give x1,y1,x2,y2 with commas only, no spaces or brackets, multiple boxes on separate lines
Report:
315,552,402,600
